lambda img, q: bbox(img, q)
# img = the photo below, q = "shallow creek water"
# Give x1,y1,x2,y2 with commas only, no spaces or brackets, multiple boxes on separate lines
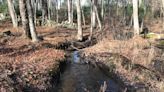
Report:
57,51,121,92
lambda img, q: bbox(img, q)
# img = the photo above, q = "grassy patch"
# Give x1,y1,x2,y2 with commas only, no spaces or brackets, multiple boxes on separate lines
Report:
145,33,160,39
159,40,164,45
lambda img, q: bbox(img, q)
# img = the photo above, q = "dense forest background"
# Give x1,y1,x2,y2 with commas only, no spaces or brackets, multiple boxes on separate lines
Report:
0,0,163,41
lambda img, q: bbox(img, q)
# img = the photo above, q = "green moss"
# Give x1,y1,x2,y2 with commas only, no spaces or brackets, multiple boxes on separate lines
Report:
159,40,164,45
145,33,160,39
0,3,8,14
145,33,164,39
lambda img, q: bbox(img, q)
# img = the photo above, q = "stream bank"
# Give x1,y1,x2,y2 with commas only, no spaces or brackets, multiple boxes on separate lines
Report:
56,51,122,92
80,37,164,92
81,53,150,92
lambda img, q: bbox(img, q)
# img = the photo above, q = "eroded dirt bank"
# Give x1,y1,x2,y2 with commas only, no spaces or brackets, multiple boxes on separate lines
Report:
0,37,66,92
0,26,72,92
80,37,164,92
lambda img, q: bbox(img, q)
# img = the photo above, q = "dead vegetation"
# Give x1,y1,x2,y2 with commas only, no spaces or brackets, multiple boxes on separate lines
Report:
0,26,71,92
0,17,164,92
81,21,164,91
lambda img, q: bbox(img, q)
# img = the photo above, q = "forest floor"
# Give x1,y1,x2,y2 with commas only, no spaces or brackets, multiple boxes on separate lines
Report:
81,20,164,91
0,20,77,91
0,20,164,92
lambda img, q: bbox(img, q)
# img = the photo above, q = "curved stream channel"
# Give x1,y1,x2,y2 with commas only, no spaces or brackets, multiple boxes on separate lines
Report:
57,51,121,92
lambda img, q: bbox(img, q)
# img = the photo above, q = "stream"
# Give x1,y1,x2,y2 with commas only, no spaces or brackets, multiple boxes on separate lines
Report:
57,51,121,92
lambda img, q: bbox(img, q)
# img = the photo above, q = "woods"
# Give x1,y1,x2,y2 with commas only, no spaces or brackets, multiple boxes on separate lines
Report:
2,0,154,41
132,0,139,35
3,0,164,40
7,0,18,28
0,0,164,92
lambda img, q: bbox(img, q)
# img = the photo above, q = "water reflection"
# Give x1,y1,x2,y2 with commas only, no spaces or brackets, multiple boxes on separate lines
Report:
57,51,121,92
73,51,80,63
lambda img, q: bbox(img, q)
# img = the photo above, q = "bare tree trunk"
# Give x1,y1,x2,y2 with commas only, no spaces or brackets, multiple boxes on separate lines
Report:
56,0,59,23
27,0,39,42
116,0,119,16
91,0,96,28
101,0,104,21
89,1,94,40
81,6,86,26
150,0,155,20
139,0,142,7
48,0,51,20
107,0,110,25
139,0,146,33
42,0,48,25
76,0,83,41
89,0,102,40
34,0,38,25
19,0,31,39
162,0,164,31
92,0,102,31
133,0,139,35
67,0,73,24
7,0,18,28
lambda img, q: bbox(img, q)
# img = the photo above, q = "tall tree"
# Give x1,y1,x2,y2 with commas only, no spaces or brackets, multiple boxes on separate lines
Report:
7,0,18,28
76,0,83,41
48,0,52,20
67,0,73,24
92,0,102,30
81,5,86,26
34,0,39,25
26,0,39,42
91,0,96,28
19,0,39,42
101,0,104,20
42,0,48,25
162,0,164,30
56,0,59,23
90,0,94,40
19,0,31,39
89,0,102,40
133,0,139,35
